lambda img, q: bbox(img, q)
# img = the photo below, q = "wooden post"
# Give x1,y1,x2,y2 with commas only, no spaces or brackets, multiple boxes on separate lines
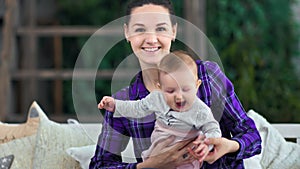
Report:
184,0,207,59
0,0,16,121
184,0,206,32
53,21,63,115
20,0,38,117
0,62,9,121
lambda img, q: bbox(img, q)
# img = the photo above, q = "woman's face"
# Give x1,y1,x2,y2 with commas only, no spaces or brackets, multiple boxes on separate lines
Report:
124,4,177,67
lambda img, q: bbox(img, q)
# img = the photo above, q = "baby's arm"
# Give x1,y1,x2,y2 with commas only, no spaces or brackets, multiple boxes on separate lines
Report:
99,91,169,118
98,96,116,112
190,100,222,162
97,96,149,118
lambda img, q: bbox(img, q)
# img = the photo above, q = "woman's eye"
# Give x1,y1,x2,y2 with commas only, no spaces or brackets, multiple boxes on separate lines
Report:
135,28,145,32
156,27,167,32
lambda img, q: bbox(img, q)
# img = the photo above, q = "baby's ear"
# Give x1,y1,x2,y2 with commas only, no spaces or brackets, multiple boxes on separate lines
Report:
156,82,161,89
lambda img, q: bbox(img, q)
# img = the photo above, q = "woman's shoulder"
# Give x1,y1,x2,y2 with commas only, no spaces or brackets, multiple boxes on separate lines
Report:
196,60,222,71
196,60,226,80
112,86,130,100
112,71,144,100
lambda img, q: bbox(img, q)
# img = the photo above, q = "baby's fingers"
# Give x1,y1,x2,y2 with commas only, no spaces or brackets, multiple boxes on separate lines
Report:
196,145,208,162
98,98,108,109
98,102,104,109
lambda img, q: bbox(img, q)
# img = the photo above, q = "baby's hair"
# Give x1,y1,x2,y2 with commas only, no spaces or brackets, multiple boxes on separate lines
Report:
158,50,198,78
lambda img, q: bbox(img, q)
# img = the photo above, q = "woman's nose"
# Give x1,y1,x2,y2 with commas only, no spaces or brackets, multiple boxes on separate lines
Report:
144,32,158,43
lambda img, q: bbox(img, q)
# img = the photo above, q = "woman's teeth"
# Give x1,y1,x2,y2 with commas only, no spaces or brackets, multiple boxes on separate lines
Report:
143,47,159,52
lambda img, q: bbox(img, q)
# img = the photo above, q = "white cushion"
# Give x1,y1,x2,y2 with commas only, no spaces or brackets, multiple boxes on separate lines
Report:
247,109,300,169
66,137,137,169
66,145,95,169
32,102,95,169
0,101,40,169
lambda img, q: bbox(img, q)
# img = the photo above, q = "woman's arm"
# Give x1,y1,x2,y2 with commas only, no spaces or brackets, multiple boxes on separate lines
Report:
203,61,262,160
89,111,138,168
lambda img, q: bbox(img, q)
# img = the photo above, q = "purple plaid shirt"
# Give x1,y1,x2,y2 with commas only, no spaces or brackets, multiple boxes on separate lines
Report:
89,60,261,169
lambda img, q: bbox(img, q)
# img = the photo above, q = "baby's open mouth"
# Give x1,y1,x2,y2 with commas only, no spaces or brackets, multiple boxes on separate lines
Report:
175,101,186,109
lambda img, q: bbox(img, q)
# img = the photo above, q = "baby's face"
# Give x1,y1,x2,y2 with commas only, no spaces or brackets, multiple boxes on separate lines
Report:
159,68,200,112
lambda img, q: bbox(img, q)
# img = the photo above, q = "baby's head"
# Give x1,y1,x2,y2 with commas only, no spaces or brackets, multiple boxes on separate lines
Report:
158,50,201,112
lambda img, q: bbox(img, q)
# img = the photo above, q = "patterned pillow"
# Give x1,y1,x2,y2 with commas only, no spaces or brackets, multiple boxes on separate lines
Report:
0,101,40,169
32,103,95,169
0,105,39,144
0,155,14,169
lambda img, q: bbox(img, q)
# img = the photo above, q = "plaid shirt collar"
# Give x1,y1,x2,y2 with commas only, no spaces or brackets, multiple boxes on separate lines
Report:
129,71,150,100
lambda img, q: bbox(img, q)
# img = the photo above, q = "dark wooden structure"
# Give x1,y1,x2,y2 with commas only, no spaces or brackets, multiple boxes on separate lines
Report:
0,0,206,122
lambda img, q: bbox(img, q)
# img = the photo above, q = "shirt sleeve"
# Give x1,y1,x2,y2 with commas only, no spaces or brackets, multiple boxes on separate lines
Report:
204,61,262,160
89,110,139,169
195,100,222,138
114,90,169,118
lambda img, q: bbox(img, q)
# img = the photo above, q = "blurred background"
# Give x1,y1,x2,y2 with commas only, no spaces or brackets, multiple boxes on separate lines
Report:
0,0,299,123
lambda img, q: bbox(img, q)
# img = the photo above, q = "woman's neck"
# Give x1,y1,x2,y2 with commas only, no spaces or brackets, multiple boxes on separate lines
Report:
142,68,160,92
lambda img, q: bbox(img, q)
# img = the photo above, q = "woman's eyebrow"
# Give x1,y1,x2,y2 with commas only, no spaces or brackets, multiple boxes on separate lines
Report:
132,23,145,27
157,22,169,27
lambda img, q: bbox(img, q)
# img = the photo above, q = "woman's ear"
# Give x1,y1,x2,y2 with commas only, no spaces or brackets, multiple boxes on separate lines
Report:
124,23,129,42
172,23,177,41
196,79,202,89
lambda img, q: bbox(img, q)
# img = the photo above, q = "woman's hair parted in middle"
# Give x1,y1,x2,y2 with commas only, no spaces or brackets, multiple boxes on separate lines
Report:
124,0,177,25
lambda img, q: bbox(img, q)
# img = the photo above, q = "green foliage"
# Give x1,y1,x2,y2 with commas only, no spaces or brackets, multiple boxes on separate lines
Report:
57,0,128,25
206,0,300,122
57,0,300,122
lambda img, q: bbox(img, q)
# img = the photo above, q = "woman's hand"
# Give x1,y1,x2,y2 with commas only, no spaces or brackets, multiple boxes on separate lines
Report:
187,137,240,164
203,137,240,164
137,136,196,169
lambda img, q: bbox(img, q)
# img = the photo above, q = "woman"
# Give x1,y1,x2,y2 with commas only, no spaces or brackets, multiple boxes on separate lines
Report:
89,0,261,168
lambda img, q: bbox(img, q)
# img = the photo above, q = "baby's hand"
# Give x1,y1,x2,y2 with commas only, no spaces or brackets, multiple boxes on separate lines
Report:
188,135,210,163
98,96,116,112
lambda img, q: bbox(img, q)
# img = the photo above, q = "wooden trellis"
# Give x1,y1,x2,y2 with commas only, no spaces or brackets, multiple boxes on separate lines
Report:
0,0,206,122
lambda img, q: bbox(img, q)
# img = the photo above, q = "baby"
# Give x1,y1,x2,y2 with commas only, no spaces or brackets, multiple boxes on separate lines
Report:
98,50,221,169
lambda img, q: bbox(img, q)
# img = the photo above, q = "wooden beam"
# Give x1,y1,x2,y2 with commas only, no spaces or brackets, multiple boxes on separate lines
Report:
16,26,121,36
11,69,139,80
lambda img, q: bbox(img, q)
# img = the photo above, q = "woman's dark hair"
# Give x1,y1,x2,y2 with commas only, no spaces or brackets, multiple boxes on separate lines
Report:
125,0,176,25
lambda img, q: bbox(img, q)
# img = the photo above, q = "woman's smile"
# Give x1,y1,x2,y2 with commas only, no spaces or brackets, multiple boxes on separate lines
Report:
142,46,161,52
